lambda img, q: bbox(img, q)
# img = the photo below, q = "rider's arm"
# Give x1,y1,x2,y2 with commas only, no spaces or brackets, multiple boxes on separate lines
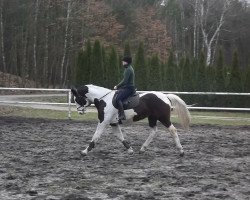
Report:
117,68,131,88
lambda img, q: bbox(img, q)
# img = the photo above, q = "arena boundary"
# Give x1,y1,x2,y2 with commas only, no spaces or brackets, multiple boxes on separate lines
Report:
0,87,249,119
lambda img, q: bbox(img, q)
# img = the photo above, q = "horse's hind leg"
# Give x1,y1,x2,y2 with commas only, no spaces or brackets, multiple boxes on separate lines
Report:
140,116,157,153
160,117,184,156
168,124,184,156
110,123,133,154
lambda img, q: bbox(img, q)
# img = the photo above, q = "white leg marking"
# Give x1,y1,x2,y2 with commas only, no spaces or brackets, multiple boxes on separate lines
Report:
111,125,134,154
91,122,107,142
81,122,107,155
168,124,184,155
81,148,88,156
140,126,157,152
111,125,124,141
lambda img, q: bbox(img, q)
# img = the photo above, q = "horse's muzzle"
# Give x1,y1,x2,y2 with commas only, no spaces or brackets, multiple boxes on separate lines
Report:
77,107,86,115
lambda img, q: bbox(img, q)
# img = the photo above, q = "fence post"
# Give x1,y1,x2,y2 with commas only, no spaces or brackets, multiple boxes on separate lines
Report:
68,90,71,119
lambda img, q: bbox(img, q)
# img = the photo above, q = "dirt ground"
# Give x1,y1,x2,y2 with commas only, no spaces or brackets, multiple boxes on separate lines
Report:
0,117,249,200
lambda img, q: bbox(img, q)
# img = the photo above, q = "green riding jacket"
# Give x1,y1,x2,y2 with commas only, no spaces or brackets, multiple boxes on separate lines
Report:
117,65,135,89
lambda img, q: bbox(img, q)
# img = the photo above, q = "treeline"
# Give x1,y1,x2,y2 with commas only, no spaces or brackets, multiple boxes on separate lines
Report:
0,0,250,105
75,40,250,108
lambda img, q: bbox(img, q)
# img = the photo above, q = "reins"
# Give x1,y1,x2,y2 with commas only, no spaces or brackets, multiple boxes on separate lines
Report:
98,90,113,100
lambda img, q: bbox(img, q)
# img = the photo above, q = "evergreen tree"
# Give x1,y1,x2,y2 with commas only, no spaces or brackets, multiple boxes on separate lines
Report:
181,57,194,104
176,57,185,91
164,51,176,91
102,46,108,87
75,49,85,85
244,65,250,107
229,51,241,92
107,46,119,88
91,40,104,85
244,65,250,92
135,42,147,90
147,54,161,90
181,57,192,91
226,51,242,107
215,48,225,91
85,40,92,83
75,40,92,85
123,41,132,57
196,52,207,91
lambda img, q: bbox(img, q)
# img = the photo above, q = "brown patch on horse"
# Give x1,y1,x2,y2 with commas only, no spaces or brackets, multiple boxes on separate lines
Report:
94,98,106,123
133,93,171,128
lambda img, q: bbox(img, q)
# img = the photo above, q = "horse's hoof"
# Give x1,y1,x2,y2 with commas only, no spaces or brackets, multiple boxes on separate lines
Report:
127,147,134,155
139,147,146,154
180,152,184,157
80,150,88,156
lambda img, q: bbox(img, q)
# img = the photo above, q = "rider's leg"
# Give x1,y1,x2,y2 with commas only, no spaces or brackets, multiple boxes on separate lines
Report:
117,100,126,120
116,87,134,121
116,89,127,120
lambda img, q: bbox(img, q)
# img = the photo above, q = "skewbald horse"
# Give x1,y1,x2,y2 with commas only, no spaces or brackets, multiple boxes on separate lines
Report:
71,84,191,156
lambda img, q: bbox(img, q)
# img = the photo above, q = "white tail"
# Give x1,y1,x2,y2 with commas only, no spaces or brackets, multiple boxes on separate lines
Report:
166,94,191,130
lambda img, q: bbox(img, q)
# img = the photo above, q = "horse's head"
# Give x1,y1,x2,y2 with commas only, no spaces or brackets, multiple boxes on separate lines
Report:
71,86,91,114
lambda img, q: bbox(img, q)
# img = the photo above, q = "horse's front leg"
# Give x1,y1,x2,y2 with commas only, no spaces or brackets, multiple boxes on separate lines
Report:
110,123,133,155
81,122,108,156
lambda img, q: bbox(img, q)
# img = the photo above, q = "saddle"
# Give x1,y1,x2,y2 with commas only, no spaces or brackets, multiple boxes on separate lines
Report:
112,91,140,110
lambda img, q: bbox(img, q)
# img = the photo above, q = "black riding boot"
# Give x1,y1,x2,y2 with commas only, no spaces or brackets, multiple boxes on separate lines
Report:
117,101,126,121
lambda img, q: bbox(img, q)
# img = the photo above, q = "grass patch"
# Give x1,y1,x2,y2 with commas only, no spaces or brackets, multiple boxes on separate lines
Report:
21,96,67,103
0,106,249,126
0,106,98,122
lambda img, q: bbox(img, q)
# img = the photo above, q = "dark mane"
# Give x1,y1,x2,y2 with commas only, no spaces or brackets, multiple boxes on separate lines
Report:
77,85,89,97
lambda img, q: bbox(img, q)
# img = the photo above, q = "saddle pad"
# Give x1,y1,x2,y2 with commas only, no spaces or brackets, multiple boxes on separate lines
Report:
112,92,140,110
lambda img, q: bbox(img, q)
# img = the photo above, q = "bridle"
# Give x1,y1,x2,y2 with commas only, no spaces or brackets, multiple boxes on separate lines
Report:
76,90,113,112
75,96,91,113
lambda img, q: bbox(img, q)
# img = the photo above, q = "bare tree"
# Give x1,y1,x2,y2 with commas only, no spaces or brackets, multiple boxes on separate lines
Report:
33,0,39,85
43,0,50,87
193,0,198,58
60,0,72,87
0,0,6,72
199,0,230,66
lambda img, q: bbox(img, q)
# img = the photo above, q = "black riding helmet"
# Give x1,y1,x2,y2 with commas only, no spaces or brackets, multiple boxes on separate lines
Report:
122,56,132,65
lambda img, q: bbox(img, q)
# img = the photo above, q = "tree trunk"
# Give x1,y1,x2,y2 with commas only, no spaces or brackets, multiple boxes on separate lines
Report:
193,0,198,58
199,0,229,66
33,0,39,86
43,0,50,87
0,0,6,73
60,0,71,87
21,27,28,87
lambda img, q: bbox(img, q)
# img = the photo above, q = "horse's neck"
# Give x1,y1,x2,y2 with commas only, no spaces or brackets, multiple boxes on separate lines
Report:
86,85,111,102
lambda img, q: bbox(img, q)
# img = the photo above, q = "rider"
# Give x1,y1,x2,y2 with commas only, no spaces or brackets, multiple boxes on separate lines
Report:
114,56,135,121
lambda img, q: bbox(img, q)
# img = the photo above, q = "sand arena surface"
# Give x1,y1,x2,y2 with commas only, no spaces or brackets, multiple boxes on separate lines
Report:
0,117,249,200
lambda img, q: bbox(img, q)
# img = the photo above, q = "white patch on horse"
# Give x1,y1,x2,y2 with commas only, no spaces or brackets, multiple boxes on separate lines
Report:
124,109,137,120
142,92,171,106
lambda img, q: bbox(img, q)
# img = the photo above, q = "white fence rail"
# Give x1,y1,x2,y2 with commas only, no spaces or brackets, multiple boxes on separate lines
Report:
0,87,250,119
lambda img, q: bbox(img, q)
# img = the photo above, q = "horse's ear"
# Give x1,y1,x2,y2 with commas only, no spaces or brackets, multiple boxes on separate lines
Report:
71,87,78,97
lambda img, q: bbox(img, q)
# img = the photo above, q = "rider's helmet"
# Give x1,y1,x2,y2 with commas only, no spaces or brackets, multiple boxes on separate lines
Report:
122,56,132,65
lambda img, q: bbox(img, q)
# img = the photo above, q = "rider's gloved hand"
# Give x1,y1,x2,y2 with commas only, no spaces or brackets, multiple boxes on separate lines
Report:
114,86,117,90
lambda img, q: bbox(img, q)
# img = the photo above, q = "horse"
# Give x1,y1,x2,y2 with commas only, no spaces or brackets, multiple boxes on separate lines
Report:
71,84,191,157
